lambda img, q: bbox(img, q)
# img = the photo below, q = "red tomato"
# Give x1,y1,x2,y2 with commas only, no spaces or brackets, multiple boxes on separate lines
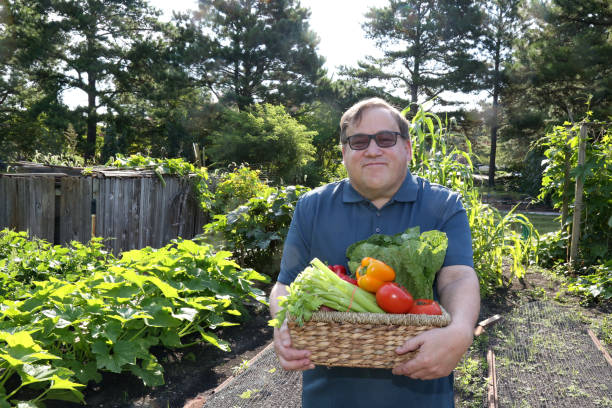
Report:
375,282,414,314
409,299,442,315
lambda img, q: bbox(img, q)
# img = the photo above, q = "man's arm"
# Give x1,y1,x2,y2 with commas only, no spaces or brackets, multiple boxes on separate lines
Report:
391,265,480,379
270,282,314,371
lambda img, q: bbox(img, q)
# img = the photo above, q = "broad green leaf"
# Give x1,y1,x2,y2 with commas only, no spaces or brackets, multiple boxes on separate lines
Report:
199,330,230,351
145,276,180,298
144,307,181,328
90,320,122,343
49,283,78,299
129,356,164,387
92,341,123,373
66,360,102,384
95,282,140,299
45,388,86,404
18,364,57,384
117,269,148,289
159,330,182,347
172,307,197,322
48,375,84,390
0,331,38,349
110,306,152,323
0,346,60,366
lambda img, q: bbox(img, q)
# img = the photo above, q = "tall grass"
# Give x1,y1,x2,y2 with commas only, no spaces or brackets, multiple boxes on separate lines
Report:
408,108,539,296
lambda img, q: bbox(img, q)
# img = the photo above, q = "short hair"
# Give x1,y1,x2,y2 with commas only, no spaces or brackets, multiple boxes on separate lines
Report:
339,98,410,144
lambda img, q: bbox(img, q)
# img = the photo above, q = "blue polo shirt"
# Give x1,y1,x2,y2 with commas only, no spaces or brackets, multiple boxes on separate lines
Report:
278,171,473,408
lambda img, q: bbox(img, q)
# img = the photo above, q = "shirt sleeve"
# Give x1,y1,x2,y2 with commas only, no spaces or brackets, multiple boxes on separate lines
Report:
277,195,313,285
440,192,474,268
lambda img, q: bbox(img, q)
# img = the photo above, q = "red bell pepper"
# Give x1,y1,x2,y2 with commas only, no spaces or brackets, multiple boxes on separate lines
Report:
329,264,357,285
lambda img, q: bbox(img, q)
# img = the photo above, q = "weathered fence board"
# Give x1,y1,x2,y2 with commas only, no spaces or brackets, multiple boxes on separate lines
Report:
0,175,56,241
92,173,207,254
60,176,92,244
1,167,208,254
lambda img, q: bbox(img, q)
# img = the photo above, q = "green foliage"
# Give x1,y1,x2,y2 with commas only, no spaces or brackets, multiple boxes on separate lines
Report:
509,0,612,121
210,165,273,215
196,0,324,109
208,104,316,184
408,107,539,296
294,101,346,186
26,151,85,167
0,229,267,406
346,0,484,111
537,120,611,264
566,262,612,302
204,185,310,278
107,153,214,211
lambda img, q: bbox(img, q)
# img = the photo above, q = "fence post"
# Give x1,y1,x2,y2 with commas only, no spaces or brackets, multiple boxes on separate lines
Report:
569,123,588,265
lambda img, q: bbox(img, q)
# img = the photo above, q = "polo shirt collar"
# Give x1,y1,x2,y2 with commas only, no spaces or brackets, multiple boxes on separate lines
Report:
342,170,419,204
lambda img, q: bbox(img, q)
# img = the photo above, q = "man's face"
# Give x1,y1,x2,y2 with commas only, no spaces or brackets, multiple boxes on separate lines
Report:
342,107,412,204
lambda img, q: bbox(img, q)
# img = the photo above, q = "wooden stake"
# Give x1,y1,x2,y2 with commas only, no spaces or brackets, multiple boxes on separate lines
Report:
487,348,498,408
587,328,612,367
474,314,502,336
570,124,588,264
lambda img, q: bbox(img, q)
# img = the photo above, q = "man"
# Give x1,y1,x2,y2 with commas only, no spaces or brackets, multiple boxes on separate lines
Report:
269,98,480,407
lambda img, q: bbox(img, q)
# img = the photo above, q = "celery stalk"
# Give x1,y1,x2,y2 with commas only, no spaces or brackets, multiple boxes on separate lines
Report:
271,258,384,327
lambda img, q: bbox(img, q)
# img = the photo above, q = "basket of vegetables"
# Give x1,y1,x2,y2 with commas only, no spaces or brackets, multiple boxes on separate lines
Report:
272,227,452,369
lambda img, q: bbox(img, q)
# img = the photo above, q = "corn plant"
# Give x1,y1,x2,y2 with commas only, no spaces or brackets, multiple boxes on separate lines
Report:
407,108,539,296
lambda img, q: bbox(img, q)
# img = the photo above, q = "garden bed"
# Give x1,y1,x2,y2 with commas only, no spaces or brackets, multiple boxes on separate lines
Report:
60,266,610,408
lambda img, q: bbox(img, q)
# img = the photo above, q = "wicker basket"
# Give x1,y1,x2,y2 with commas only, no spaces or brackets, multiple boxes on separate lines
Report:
288,309,451,369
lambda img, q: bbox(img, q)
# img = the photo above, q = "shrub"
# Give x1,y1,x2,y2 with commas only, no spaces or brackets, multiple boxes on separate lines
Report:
210,165,273,215
208,104,316,184
203,185,310,278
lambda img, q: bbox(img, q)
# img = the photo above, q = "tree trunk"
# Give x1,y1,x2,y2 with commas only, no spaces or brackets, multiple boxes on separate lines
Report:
488,34,502,187
85,70,97,162
488,109,498,187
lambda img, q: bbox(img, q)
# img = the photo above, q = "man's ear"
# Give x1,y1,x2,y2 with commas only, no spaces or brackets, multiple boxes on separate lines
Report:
404,137,413,162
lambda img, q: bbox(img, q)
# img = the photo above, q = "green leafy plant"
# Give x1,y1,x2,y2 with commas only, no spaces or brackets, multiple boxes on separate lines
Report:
566,261,612,301
0,230,268,406
26,150,85,167
204,185,309,277
537,119,611,265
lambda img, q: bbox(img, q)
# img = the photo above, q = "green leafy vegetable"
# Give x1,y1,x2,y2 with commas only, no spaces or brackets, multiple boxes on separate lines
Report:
346,227,448,300
271,258,384,327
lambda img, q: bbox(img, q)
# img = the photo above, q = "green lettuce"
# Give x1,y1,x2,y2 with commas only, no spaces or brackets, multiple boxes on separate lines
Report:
346,227,448,299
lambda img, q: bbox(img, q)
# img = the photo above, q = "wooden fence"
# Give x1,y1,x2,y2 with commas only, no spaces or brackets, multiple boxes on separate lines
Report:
0,164,207,254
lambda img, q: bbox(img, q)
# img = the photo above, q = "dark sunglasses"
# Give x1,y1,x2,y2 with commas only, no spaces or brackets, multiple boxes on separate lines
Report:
344,130,401,150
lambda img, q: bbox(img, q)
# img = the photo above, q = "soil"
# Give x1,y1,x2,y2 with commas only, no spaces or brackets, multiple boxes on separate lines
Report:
62,265,610,408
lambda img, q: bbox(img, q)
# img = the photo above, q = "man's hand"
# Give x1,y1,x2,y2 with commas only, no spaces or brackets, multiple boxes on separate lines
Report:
392,264,479,379
273,321,315,371
269,281,315,371
391,323,473,379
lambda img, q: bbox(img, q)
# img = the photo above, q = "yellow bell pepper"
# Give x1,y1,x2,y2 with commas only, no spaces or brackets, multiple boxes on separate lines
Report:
355,257,395,293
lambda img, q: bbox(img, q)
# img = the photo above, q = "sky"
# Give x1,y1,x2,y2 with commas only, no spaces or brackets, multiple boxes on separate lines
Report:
64,0,382,107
